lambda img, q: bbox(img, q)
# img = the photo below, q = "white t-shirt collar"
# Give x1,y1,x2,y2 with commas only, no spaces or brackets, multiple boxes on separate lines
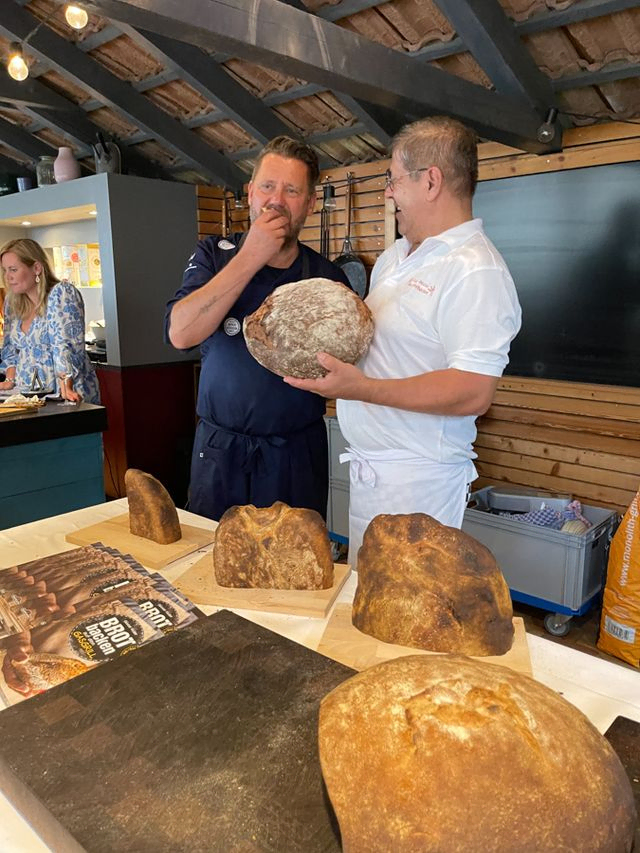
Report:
396,218,484,262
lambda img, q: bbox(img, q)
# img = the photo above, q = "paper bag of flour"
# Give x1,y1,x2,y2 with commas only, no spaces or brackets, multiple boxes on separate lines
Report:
598,490,640,666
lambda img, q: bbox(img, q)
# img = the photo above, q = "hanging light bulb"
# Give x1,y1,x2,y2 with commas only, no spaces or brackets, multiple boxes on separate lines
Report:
322,179,337,211
7,43,29,82
64,4,89,30
234,188,244,209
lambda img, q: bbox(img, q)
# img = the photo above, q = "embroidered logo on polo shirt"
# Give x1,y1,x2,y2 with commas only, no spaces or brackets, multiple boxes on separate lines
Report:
224,317,241,336
408,278,435,295
218,239,236,250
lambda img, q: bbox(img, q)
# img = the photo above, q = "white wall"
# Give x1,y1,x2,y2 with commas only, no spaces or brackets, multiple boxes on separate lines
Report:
0,226,26,245
32,219,103,334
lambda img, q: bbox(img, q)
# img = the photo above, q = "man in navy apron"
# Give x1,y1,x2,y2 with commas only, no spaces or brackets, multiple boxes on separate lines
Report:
165,136,350,521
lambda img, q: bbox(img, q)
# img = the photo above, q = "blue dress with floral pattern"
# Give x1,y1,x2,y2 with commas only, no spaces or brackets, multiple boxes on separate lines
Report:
1,281,100,403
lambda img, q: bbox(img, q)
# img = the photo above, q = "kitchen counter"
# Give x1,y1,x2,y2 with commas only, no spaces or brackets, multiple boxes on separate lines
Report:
0,401,107,528
0,400,106,448
0,499,638,852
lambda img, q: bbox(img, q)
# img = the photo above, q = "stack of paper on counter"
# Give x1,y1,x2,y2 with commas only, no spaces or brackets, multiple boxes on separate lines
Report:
0,543,203,707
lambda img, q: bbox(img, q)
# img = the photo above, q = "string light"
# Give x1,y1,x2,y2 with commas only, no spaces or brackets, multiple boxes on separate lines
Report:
5,5,89,82
64,5,89,30
7,43,28,82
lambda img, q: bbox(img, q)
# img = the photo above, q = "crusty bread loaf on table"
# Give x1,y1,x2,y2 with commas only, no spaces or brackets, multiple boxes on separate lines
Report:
353,513,514,655
213,501,334,589
319,654,636,853
125,468,182,544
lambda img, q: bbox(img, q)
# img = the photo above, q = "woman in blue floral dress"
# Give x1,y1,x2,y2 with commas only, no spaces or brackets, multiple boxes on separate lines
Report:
0,238,100,403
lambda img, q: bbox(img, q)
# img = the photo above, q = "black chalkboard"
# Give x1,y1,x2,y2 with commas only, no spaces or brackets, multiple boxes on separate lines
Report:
475,162,640,387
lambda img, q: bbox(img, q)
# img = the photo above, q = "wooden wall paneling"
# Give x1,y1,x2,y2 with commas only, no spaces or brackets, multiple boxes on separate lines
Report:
476,377,640,512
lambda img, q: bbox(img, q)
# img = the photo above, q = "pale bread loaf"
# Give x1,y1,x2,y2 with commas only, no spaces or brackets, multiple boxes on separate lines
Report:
243,277,374,378
213,501,334,589
353,513,514,655
319,654,636,853
125,469,182,544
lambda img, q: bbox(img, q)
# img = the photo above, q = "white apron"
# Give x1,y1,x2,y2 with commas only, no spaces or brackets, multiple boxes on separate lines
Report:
341,448,477,567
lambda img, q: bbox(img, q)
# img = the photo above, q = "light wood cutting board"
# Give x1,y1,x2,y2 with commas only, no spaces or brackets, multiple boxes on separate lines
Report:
65,513,215,569
0,405,36,417
317,604,531,675
174,553,352,618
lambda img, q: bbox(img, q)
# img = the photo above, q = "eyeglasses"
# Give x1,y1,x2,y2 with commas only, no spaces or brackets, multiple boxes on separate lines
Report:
384,167,430,191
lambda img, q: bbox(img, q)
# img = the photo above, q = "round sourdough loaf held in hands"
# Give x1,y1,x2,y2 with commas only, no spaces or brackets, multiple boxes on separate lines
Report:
125,468,182,545
213,501,334,589
243,278,374,378
319,655,636,853
353,513,514,655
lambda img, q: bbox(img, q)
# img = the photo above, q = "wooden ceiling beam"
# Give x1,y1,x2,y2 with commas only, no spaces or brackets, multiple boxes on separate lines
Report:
433,0,558,112
554,61,640,91
0,115,54,162
83,0,550,153
122,26,297,145
0,2,248,188
0,151,33,175
0,76,73,110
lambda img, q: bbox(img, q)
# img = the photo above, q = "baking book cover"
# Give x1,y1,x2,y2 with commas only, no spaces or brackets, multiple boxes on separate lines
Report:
0,543,203,708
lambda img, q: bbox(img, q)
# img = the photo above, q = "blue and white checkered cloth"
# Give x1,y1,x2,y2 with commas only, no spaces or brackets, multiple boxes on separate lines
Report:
498,499,592,530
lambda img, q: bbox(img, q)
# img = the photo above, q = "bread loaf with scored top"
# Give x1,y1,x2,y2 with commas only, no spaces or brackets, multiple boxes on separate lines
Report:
353,512,514,655
319,654,636,853
213,501,334,589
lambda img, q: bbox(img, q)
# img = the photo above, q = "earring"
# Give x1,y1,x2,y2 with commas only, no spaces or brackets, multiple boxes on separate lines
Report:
35,273,40,284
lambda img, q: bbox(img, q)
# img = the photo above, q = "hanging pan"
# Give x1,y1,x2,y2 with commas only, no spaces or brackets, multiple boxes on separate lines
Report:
334,172,368,298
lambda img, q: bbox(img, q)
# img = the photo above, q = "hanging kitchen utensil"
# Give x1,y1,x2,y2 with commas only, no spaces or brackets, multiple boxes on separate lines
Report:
221,189,229,239
320,204,330,258
92,132,121,174
334,172,368,298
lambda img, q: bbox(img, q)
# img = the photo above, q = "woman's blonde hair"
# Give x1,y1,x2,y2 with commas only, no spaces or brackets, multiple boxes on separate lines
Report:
0,238,60,319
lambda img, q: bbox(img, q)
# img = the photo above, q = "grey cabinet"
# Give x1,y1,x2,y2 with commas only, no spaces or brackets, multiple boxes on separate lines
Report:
325,415,350,542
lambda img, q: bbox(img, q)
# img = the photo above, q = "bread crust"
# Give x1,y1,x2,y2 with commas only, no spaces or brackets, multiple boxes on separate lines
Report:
12,653,92,692
353,513,514,655
243,277,374,378
125,469,182,545
213,501,334,589
319,654,637,853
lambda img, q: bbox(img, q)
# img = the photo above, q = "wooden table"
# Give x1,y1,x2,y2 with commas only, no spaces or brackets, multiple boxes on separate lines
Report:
1,499,639,852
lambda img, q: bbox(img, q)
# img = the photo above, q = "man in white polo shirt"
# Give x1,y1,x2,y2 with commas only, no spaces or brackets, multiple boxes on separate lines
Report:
285,116,521,563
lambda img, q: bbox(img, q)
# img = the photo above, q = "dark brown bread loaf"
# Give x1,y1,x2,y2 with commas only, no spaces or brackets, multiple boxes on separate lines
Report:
319,654,636,853
125,469,182,544
243,277,374,378
213,501,334,589
353,513,513,655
